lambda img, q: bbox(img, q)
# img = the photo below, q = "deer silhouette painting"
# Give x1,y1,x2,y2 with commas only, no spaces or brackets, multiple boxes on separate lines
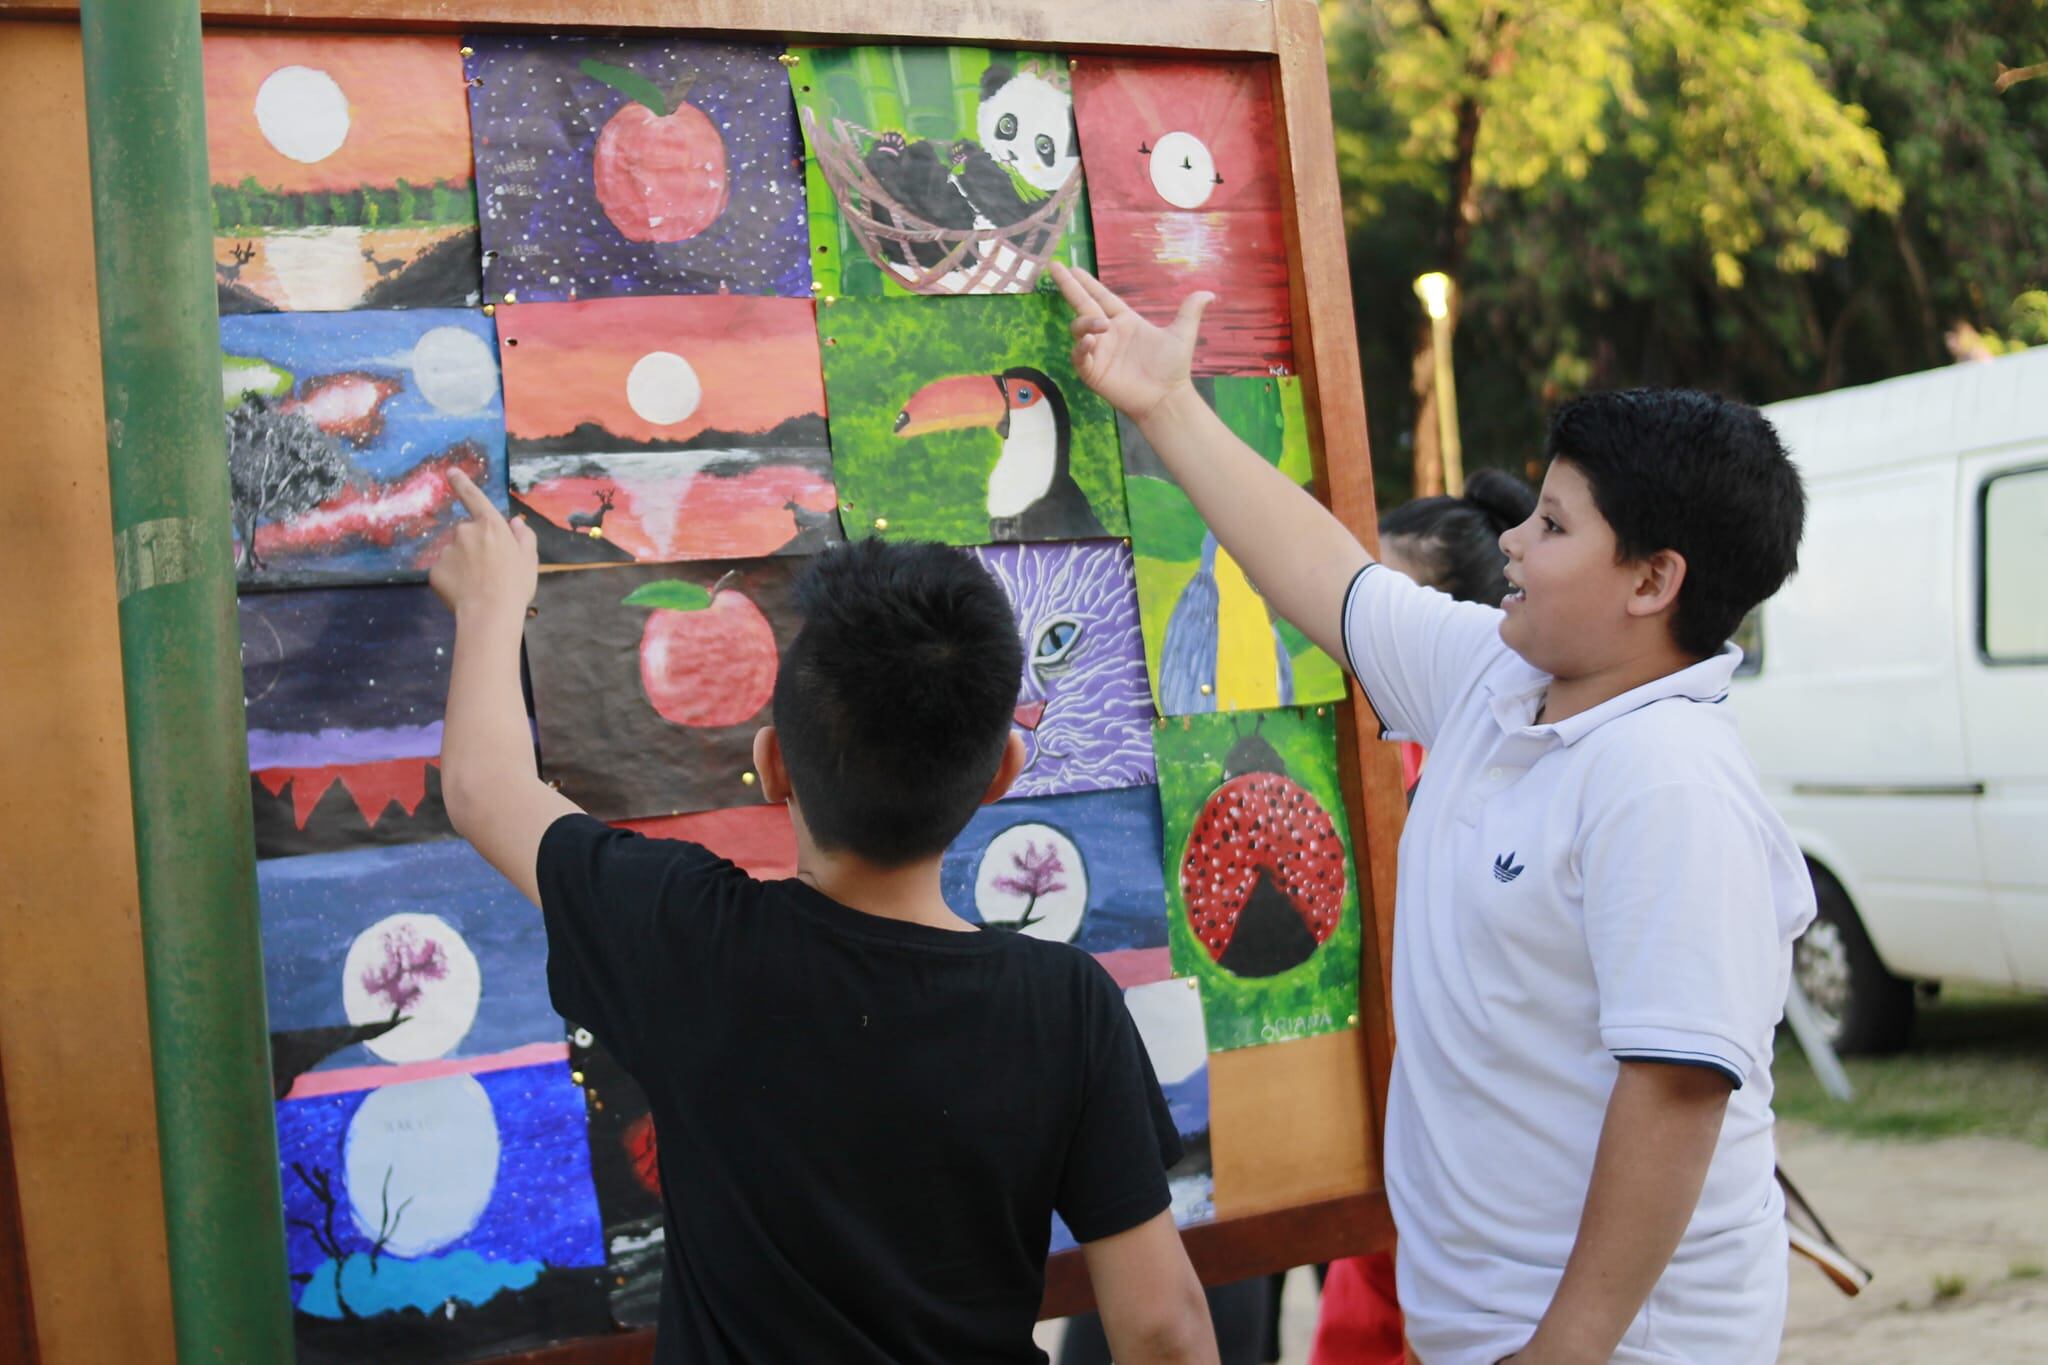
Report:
219,241,257,282
361,245,407,280
567,488,615,537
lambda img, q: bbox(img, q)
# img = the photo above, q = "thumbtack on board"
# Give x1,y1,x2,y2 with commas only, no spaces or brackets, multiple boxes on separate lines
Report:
502,290,517,304
482,304,496,316
777,52,800,66
460,46,475,57
1199,683,1213,696
741,771,757,786
873,517,889,530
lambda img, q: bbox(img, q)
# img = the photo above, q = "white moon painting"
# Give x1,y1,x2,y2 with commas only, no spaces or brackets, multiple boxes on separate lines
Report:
1148,131,1218,210
1124,977,1207,1085
254,65,352,165
625,350,702,427
341,913,482,1063
344,1074,501,1257
973,822,1088,942
410,325,500,415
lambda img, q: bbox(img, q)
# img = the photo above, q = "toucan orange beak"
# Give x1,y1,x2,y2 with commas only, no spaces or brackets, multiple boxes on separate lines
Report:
895,374,1007,438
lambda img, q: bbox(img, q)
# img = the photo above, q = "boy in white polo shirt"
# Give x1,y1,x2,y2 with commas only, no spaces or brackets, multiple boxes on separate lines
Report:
1053,264,1815,1365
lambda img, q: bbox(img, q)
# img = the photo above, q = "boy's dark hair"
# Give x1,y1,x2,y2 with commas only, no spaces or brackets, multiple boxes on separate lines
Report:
1547,389,1804,658
772,539,1024,866
1379,468,1536,607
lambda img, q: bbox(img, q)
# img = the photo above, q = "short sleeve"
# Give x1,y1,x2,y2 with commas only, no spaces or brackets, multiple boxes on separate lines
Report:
1054,966,1182,1243
1581,783,1789,1088
1340,562,1508,746
535,812,733,1077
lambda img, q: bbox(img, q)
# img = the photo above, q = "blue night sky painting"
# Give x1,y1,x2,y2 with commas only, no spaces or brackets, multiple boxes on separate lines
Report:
941,785,1168,955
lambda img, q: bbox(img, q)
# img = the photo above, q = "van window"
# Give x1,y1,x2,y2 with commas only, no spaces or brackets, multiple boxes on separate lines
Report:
1731,607,1763,676
1982,464,2048,663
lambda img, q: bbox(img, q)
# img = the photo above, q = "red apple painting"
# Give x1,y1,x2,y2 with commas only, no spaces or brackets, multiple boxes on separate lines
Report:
526,559,801,821
583,60,731,243
465,37,809,302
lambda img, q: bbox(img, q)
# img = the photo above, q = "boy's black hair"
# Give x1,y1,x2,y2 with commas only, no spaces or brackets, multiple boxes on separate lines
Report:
1547,389,1804,659
772,539,1024,866
1379,468,1536,607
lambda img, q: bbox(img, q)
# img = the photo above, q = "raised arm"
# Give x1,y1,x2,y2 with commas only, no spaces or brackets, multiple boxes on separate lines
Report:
430,469,580,905
1051,264,1370,665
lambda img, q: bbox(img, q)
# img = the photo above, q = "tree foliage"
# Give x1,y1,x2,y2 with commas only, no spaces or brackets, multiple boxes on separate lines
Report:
1327,1,2045,496
226,399,352,570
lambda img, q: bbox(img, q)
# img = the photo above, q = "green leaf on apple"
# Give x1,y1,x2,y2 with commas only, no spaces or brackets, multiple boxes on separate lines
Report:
579,58,669,117
621,581,713,612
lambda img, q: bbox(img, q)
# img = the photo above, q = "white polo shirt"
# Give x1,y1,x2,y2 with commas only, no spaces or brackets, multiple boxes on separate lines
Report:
1342,563,1814,1365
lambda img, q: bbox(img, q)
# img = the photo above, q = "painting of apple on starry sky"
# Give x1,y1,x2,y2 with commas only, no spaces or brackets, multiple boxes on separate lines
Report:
465,36,810,302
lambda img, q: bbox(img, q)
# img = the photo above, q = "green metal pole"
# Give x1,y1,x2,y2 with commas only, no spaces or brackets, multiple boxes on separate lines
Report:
77,1,295,1359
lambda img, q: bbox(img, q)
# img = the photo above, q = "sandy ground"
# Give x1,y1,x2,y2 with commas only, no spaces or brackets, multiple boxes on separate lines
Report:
1035,1121,2048,1362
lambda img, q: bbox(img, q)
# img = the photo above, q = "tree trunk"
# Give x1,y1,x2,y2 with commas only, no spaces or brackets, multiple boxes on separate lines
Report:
1409,324,1443,498
1409,86,1483,499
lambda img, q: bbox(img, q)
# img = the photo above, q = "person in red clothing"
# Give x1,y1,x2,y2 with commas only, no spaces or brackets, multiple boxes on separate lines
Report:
1309,469,1536,1365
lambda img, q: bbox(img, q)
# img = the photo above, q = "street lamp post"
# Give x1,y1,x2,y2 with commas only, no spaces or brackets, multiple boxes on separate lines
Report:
1414,271,1464,497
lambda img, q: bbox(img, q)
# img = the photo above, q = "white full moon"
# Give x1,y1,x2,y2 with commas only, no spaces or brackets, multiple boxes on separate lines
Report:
625,350,702,426
1148,131,1219,210
344,1075,500,1257
410,325,499,415
974,822,1088,943
1125,977,1207,1085
342,913,482,1064
254,66,351,164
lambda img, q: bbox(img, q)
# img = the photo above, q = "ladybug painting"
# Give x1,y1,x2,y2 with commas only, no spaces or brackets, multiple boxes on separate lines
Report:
1179,721,1348,977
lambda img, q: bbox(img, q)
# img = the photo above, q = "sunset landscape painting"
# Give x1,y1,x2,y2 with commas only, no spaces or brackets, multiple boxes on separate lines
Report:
499,296,840,563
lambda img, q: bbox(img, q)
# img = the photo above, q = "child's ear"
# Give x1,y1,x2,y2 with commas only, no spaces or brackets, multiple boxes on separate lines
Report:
1626,548,1687,621
753,726,791,805
980,732,1029,806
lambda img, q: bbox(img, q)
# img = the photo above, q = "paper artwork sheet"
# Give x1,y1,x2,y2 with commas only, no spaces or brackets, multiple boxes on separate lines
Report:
1070,58,1293,376
221,309,508,588
818,293,1126,545
240,585,463,858
564,1031,663,1329
969,541,1155,799
1051,977,1213,1252
525,559,801,821
464,37,809,302
617,804,799,880
259,840,609,1359
1120,377,1345,714
941,786,1172,989
499,296,839,563
1153,708,1362,1052
203,32,482,314
788,45,1094,296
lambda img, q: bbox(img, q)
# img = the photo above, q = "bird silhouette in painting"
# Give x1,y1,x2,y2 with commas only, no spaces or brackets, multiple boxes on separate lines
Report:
895,366,1101,542
1158,530,1294,713
268,1011,408,1100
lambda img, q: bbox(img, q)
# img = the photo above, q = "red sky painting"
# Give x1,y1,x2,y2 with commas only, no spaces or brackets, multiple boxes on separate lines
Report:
498,296,825,446
1072,58,1295,377
204,33,475,194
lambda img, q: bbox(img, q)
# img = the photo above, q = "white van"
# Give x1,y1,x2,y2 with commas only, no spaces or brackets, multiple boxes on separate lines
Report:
1730,349,2048,1053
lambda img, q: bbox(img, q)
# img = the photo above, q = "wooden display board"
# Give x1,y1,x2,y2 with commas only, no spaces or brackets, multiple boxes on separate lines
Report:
0,3,1404,1362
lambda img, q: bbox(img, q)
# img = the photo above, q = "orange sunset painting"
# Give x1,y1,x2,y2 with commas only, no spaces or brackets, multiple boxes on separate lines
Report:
204,32,482,313
498,295,843,563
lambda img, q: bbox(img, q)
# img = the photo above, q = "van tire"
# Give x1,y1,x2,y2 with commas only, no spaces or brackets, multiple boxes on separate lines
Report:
1796,865,1914,1056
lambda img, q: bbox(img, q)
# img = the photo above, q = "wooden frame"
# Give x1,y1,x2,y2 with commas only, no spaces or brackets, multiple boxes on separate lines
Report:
0,2,1402,1358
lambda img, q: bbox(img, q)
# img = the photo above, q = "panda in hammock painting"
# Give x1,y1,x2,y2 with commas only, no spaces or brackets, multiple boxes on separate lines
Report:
862,62,1080,274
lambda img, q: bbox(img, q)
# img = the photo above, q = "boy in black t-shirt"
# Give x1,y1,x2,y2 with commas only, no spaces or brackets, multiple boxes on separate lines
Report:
429,469,1218,1365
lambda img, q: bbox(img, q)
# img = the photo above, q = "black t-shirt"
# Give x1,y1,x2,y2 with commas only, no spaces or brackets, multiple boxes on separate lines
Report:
536,814,1181,1364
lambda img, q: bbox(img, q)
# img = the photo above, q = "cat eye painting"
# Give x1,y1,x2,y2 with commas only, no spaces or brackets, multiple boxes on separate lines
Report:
818,293,1126,545
221,308,508,587
204,32,482,314
1153,707,1362,1052
524,558,802,821
1070,58,1293,376
970,541,1154,799
1119,377,1346,714
499,295,839,563
464,36,809,302
788,45,1094,296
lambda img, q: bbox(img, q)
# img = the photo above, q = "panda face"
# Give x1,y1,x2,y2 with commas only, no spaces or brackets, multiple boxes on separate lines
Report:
978,69,1078,195
1147,131,1220,210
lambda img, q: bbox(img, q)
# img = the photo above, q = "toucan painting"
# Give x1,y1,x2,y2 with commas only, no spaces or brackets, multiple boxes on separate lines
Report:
896,366,1105,542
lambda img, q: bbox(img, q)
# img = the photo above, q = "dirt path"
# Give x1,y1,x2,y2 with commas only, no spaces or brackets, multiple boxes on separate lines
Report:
1777,1122,2048,1362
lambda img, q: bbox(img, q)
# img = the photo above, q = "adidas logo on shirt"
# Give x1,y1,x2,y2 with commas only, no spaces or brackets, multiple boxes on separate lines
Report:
1492,852,1525,883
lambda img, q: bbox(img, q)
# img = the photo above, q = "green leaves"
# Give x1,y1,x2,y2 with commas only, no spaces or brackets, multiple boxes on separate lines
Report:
621,581,713,611
580,58,670,118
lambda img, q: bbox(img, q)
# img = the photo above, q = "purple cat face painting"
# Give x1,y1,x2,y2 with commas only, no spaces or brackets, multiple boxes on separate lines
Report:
972,541,1156,799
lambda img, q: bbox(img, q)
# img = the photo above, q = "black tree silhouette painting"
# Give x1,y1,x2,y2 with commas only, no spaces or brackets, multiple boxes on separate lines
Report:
227,399,351,572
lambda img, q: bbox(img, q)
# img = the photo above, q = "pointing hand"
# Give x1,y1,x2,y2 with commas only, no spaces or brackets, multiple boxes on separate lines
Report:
1049,262,1211,424
427,469,538,618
